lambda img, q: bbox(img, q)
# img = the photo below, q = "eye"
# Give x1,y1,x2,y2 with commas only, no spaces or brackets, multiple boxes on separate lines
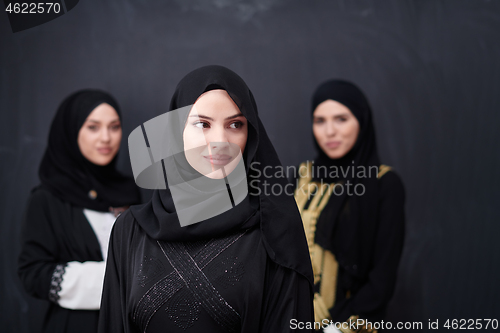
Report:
194,121,210,129
110,124,121,131
229,121,243,129
337,117,347,122
313,118,324,124
87,125,98,131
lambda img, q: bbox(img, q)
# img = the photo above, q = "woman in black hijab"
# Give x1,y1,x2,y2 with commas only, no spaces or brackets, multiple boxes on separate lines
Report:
294,80,405,331
98,65,314,333
18,89,140,333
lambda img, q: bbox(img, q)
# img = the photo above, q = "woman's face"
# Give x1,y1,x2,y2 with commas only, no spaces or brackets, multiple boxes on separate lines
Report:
312,99,360,159
77,103,122,166
183,89,248,179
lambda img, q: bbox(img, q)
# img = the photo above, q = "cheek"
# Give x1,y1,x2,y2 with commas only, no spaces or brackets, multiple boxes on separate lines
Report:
343,122,360,145
235,129,248,153
312,125,323,142
183,127,206,150
113,131,122,146
77,131,94,153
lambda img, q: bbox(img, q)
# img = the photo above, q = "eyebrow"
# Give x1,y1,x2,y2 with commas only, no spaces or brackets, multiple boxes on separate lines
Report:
313,113,350,118
189,113,245,121
86,119,121,124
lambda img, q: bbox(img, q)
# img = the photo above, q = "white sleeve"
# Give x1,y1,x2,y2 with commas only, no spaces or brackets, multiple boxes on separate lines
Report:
83,209,116,261
324,324,343,333
57,261,106,310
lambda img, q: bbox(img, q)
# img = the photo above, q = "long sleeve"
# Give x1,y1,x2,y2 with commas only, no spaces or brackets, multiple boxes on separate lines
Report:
18,188,107,309
259,260,315,333
58,261,106,309
98,212,136,333
55,209,116,310
18,189,62,301
335,171,405,321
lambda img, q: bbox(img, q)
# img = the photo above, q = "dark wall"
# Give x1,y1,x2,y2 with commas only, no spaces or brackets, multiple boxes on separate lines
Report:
1,1,500,332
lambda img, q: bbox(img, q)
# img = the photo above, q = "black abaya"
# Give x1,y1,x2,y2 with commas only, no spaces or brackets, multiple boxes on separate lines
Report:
98,66,314,333
296,79,405,324
99,210,313,333
18,90,140,333
18,187,103,333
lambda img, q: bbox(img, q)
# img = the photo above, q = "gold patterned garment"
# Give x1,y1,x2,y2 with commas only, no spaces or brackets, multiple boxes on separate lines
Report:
294,162,391,332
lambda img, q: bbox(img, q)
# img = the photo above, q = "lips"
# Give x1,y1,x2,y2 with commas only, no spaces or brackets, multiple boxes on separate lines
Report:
97,147,113,154
203,154,232,165
325,141,341,149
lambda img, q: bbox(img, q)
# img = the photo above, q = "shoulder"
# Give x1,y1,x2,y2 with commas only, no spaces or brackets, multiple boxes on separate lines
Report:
111,209,136,233
23,186,79,231
26,185,67,210
292,161,313,181
378,168,405,202
29,185,57,201
108,208,148,262
378,168,404,188
109,208,143,243
298,161,313,172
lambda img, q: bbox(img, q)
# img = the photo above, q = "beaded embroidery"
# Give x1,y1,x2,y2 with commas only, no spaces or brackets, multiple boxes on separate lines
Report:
165,285,200,330
137,255,166,288
133,231,246,332
208,256,245,290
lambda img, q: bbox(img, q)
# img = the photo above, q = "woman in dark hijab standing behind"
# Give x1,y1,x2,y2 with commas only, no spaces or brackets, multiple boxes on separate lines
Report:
18,90,141,333
98,65,314,333
294,80,405,331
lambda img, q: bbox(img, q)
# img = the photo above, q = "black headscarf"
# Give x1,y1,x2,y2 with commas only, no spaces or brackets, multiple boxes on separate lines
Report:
311,80,381,278
39,89,140,212
130,65,313,284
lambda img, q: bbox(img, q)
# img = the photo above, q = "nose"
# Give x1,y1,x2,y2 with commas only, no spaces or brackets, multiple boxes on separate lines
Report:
100,128,111,142
325,121,336,137
206,126,229,150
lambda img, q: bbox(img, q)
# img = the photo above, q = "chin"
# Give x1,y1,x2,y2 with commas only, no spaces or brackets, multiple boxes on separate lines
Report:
325,150,347,160
90,156,114,166
204,169,226,179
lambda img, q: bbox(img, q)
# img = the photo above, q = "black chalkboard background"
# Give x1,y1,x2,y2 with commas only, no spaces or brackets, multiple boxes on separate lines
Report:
1,1,499,332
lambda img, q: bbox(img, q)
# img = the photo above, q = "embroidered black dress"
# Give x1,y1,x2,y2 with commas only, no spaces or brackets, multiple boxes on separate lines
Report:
99,210,313,333
98,66,314,333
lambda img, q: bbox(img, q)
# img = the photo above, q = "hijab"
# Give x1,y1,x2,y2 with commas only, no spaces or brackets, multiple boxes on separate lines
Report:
39,89,140,212
130,65,313,284
311,79,381,278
